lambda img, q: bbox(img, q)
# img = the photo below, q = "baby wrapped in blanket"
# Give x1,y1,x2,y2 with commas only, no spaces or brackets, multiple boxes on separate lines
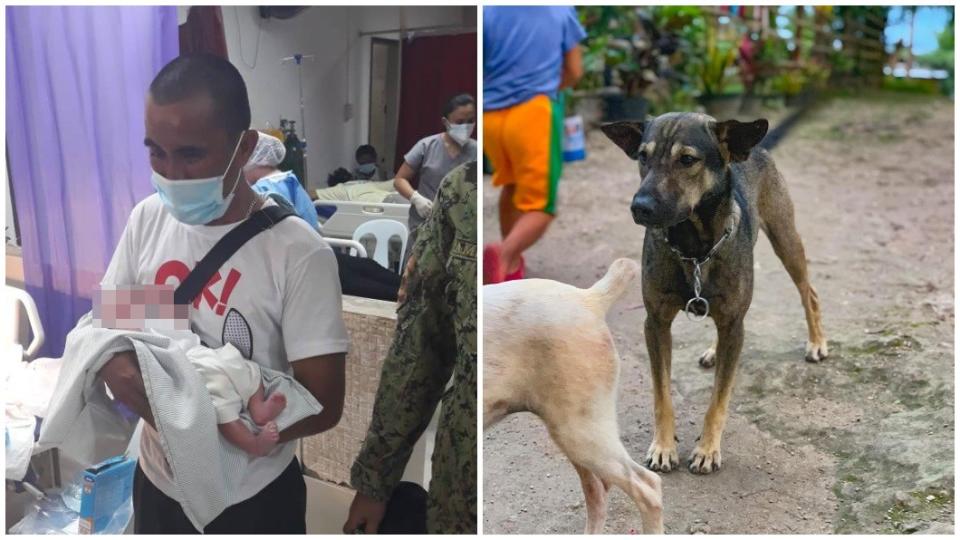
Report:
95,285,286,456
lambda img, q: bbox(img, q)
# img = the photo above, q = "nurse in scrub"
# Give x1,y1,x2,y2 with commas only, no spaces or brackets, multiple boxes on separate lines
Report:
393,94,477,254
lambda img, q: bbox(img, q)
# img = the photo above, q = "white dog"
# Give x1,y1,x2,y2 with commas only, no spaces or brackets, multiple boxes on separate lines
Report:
483,258,664,534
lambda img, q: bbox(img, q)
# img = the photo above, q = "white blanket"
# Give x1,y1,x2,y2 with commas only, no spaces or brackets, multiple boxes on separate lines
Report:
36,313,322,531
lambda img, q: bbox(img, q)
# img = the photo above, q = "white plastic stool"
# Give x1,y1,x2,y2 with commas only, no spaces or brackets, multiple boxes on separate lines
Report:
351,219,408,273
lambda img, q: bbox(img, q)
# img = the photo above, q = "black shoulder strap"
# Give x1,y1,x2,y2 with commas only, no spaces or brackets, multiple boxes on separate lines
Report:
174,195,296,305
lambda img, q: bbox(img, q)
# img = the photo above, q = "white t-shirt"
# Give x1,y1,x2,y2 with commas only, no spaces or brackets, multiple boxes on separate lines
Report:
101,194,349,502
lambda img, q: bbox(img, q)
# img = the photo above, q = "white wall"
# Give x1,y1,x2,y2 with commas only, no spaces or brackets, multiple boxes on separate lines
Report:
221,6,475,192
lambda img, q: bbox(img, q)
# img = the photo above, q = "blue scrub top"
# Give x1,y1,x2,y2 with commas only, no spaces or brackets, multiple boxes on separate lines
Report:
251,171,319,229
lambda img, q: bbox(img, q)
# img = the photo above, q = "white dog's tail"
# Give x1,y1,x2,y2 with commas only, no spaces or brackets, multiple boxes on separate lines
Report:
585,258,641,313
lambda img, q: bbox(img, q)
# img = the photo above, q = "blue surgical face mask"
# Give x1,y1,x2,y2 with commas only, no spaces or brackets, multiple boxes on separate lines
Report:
355,162,377,177
151,136,244,225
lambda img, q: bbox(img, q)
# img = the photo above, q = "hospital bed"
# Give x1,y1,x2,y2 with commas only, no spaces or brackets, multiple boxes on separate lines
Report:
315,197,411,275
4,285,71,532
315,200,410,240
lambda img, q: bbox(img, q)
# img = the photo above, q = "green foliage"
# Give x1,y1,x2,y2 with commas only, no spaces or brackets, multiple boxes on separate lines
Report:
882,76,942,95
576,6,694,98
916,48,954,72
938,13,953,50
647,86,698,115
692,23,737,97
652,6,704,33
770,70,806,96
756,35,790,68
576,6,633,92
912,11,954,96
803,62,831,90
572,4,930,106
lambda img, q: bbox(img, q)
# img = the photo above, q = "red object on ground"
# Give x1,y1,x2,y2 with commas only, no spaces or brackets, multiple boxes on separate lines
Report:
504,256,525,281
483,244,506,285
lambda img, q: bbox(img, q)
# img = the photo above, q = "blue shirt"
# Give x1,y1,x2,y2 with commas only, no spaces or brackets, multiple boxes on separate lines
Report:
251,171,319,229
483,6,586,111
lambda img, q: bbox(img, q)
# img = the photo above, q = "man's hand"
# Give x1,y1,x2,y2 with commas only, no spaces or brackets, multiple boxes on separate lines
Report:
98,350,156,428
560,45,584,89
278,353,346,443
343,492,387,534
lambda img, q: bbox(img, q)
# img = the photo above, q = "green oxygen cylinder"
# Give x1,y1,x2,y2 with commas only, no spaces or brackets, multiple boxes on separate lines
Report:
279,121,306,189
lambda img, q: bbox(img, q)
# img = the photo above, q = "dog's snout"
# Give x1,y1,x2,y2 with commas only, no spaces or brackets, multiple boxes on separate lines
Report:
631,194,656,224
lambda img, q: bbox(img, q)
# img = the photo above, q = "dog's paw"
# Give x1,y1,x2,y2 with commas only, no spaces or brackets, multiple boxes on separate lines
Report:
645,440,680,473
688,443,722,474
805,339,829,363
697,347,716,369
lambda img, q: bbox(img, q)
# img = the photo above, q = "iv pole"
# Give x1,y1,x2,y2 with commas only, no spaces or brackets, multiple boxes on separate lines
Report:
281,53,315,186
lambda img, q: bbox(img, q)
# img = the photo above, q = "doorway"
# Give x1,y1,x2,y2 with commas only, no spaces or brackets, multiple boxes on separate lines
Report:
368,38,400,177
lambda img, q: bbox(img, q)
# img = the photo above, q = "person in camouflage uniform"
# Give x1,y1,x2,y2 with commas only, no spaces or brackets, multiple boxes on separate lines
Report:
344,161,477,534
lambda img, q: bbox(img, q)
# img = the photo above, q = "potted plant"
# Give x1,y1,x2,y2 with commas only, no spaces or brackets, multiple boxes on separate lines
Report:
773,69,808,107
602,8,657,121
567,29,609,128
640,6,703,114
693,24,739,119
740,32,791,114
583,7,678,121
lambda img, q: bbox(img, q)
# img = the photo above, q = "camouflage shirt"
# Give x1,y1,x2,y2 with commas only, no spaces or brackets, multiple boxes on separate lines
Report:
350,161,477,534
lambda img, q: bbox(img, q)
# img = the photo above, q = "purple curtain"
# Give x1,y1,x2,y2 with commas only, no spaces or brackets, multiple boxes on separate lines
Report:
6,6,179,357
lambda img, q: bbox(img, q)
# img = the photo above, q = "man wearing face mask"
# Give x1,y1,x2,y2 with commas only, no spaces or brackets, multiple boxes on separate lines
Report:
95,54,349,533
353,144,385,181
393,94,477,265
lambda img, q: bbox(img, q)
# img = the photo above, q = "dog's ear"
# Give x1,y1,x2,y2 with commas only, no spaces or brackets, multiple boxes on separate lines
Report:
601,120,648,160
713,119,768,162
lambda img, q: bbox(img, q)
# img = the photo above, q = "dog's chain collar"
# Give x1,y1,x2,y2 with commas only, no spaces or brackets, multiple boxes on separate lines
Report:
663,228,732,322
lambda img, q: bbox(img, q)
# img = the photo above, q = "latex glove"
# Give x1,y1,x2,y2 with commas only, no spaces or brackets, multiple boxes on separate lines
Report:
410,191,433,219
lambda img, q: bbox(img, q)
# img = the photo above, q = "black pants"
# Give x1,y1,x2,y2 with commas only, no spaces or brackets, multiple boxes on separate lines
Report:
335,251,401,301
133,458,307,534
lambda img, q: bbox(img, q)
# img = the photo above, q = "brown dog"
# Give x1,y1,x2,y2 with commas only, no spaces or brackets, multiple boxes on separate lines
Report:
484,259,664,534
601,113,827,475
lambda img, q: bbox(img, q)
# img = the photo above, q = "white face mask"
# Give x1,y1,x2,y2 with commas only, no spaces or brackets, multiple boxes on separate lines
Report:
151,136,244,225
444,120,475,146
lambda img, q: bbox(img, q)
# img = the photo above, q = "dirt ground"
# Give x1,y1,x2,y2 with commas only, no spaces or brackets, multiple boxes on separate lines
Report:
482,92,955,534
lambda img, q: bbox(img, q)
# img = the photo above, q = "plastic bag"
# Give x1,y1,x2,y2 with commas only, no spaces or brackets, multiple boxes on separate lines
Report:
5,417,36,481
8,495,79,535
8,471,133,535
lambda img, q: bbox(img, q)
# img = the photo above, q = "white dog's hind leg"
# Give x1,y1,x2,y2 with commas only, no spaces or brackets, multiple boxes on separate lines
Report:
627,458,665,533
574,464,609,534
553,421,664,534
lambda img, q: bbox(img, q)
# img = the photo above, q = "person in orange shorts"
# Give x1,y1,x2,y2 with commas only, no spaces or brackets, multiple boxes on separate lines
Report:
482,6,585,284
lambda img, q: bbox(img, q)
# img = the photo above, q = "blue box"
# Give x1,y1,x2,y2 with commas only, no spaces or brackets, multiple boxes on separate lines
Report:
78,455,135,534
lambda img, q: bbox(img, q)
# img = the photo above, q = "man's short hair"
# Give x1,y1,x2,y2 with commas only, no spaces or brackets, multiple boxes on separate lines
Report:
149,54,251,135
355,144,378,161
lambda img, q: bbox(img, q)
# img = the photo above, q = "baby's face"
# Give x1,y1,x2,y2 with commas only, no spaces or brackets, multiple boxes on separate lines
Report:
93,284,188,332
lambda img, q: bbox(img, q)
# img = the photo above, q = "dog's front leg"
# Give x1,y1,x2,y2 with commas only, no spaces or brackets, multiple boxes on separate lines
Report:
644,313,680,472
689,316,745,474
